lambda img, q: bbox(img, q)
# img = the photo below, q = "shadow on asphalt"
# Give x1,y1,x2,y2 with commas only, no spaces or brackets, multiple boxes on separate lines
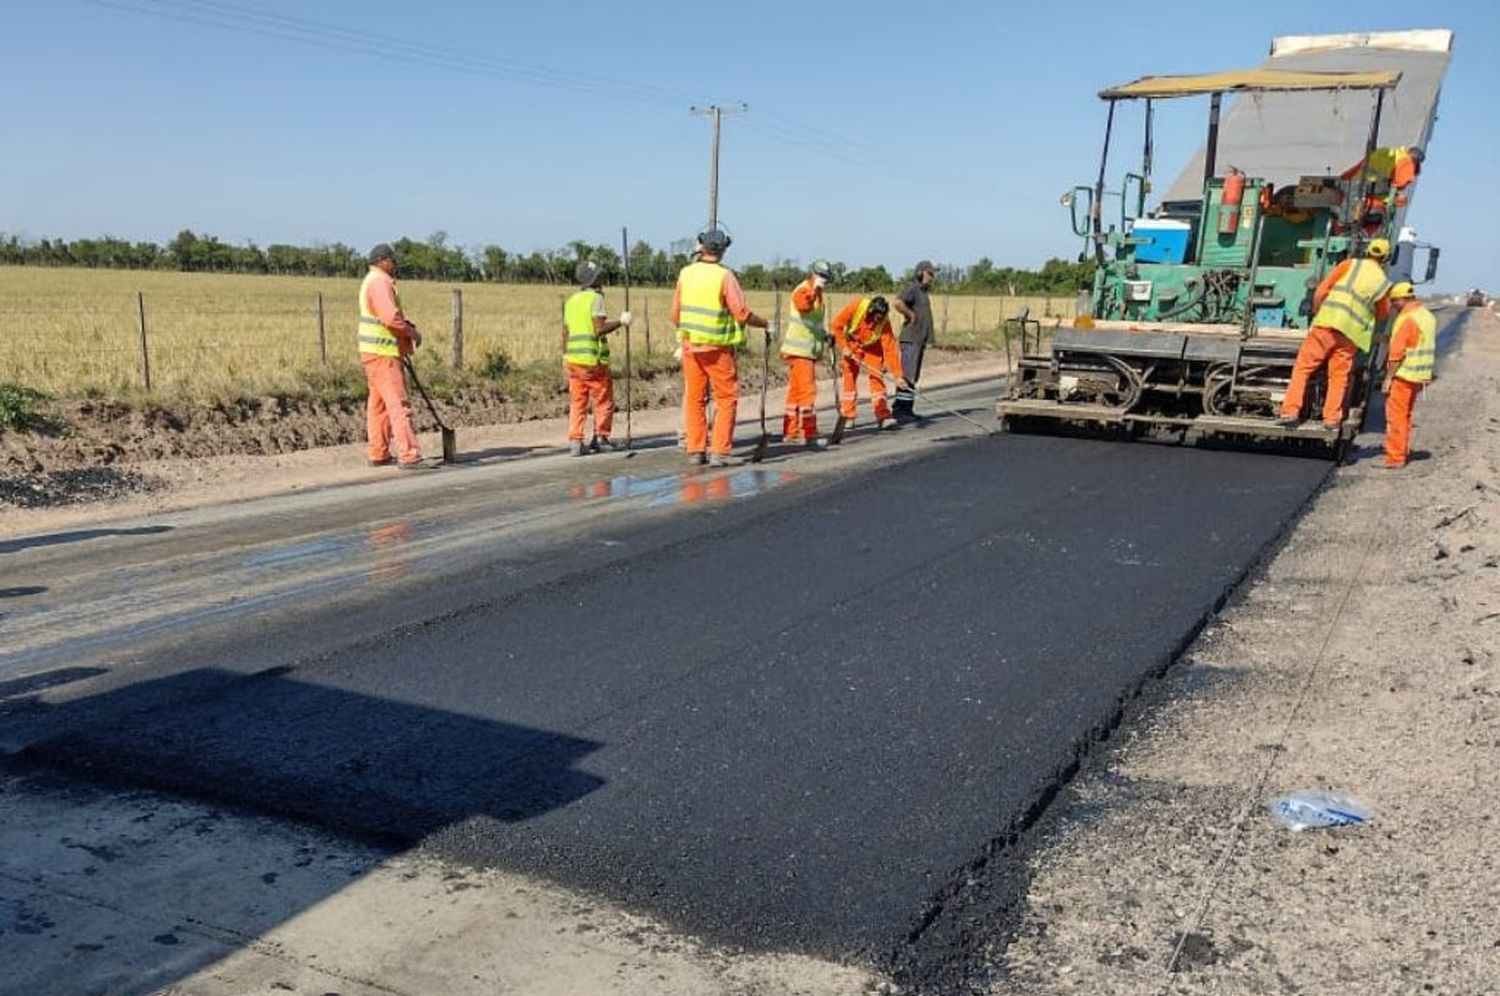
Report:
0,525,172,556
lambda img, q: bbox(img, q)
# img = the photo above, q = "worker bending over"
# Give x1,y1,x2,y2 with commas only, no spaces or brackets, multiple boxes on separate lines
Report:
781,259,833,447
561,261,631,456
669,228,770,466
831,295,903,431
1276,238,1393,430
357,243,425,469
1381,282,1436,469
1342,145,1424,208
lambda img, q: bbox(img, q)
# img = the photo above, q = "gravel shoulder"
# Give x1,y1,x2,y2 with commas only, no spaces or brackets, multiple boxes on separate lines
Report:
992,308,1500,995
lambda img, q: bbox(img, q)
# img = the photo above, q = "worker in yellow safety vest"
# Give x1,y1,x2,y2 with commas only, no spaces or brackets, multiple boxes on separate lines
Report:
780,259,833,447
1341,145,1424,207
1380,282,1437,469
358,243,426,469
561,261,632,456
1276,238,1393,430
668,228,771,467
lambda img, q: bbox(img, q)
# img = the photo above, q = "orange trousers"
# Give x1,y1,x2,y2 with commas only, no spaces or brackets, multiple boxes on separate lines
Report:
1384,377,1423,467
566,362,615,441
682,346,738,457
1280,325,1358,426
841,343,897,422
362,354,421,464
781,355,819,441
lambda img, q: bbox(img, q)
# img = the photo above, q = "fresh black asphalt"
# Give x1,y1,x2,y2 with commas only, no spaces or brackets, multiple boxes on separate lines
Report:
19,433,1329,977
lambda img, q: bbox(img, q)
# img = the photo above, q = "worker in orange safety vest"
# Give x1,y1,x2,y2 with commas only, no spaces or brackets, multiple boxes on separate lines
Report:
357,243,426,469
1276,238,1393,430
831,295,904,431
1341,145,1424,208
780,259,833,447
669,227,771,467
1379,281,1437,469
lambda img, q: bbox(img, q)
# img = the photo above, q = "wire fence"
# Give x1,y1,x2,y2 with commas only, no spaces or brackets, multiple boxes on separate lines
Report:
0,267,1076,398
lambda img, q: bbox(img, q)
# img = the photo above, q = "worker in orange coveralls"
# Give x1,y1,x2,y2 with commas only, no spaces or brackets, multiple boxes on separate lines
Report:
1342,145,1424,208
780,259,834,448
561,261,631,457
1380,282,1437,469
669,227,771,467
1276,239,1393,430
830,295,903,431
357,243,426,469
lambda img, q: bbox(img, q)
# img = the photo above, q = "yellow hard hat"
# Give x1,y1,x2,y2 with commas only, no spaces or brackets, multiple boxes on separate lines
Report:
1366,237,1391,260
1389,281,1416,299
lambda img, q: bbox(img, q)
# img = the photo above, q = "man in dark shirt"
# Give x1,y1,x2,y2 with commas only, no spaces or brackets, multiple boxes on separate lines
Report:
892,260,937,421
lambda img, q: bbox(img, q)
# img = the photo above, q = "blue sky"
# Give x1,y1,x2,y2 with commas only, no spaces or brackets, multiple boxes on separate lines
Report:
3,1,1495,290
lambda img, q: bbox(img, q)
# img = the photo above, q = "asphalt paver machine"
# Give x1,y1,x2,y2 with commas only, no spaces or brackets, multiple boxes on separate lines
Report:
998,30,1452,457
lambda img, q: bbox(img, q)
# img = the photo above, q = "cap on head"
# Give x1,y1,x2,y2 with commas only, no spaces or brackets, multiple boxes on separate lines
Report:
1408,146,1425,163
1366,237,1391,261
1389,281,1416,300
575,261,601,288
867,295,890,317
368,243,397,265
697,228,732,254
810,259,833,279
915,259,937,276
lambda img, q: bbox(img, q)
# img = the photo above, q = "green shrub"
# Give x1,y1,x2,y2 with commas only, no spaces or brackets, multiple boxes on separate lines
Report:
0,383,49,431
477,348,514,380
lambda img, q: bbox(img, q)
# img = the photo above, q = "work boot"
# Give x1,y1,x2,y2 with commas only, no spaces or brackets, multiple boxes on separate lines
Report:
687,451,708,466
709,454,740,468
396,459,433,471
569,441,585,457
804,437,826,451
1273,414,1301,428
593,437,623,452
878,417,899,431
367,457,393,467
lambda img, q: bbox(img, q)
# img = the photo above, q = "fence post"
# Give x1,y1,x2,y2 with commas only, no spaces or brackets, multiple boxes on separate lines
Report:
970,296,977,337
941,293,950,338
136,291,152,392
451,288,464,372
643,296,652,356
316,292,327,365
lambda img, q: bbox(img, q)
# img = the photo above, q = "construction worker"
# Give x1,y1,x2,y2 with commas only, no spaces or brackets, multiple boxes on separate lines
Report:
780,259,833,447
358,243,425,469
669,228,770,466
1341,145,1424,207
561,261,631,456
1380,282,1437,468
831,295,903,430
891,260,936,421
1276,238,1394,430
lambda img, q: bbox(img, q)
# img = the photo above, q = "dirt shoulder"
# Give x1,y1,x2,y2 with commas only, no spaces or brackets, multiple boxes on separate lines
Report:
0,350,1009,538
992,308,1500,995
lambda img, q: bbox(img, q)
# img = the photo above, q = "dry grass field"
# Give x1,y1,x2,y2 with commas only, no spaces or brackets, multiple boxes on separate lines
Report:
0,266,1075,399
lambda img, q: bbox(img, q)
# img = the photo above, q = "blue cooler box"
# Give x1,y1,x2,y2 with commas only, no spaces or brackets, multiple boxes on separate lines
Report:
1132,219,1192,264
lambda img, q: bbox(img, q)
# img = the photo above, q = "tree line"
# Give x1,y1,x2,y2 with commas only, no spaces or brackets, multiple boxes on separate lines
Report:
0,229,1094,295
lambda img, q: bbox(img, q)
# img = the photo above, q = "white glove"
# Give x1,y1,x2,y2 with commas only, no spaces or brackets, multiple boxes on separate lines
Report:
766,323,779,338
672,344,683,363
618,310,634,327
812,275,827,290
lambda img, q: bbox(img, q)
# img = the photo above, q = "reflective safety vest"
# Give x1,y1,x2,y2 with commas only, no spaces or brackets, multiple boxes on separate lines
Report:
1394,304,1437,383
563,289,610,367
1313,258,1391,352
781,281,826,359
675,261,743,348
845,298,884,348
357,268,404,357
1362,146,1413,184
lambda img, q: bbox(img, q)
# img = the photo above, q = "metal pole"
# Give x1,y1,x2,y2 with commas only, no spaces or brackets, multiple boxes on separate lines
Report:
1203,92,1223,186
1093,99,1117,263
136,291,151,392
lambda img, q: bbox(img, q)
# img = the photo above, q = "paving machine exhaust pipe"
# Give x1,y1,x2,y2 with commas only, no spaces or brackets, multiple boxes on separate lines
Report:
402,356,458,464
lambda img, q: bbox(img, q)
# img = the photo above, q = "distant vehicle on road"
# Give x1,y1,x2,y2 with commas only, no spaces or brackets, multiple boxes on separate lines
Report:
1467,288,1487,307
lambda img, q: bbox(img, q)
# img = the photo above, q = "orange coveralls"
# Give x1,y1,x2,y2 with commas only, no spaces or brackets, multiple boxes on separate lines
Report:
566,364,615,442
360,269,421,465
1279,259,1390,426
1384,304,1428,467
670,267,754,458
781,277,824,442
831,301,904,423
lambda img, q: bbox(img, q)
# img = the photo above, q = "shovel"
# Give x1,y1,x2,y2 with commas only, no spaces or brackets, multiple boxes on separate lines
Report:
401,356,458,464
828,344,848,445
750,291,778,463
847,352,997,437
